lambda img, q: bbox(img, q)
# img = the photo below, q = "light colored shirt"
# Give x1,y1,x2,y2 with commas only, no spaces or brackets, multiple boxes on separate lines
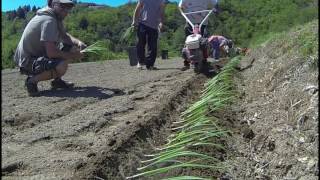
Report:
179,0,218,25
139,0,164,30
209,35,228,46
14,7,63,68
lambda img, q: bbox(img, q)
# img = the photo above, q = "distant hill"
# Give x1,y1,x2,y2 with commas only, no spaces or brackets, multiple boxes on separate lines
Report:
2,0,318,69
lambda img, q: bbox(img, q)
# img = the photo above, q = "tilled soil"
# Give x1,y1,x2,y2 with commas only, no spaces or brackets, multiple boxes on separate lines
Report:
2,59,215,179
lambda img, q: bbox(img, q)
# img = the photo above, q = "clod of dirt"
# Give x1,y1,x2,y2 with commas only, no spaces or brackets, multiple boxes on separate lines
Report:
2,161,23,174
267,140,276,151
303,85,318,95
242,126,255,140
108,139,117,146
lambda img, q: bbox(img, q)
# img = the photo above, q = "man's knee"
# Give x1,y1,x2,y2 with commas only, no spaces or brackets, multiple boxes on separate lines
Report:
55,61,68,75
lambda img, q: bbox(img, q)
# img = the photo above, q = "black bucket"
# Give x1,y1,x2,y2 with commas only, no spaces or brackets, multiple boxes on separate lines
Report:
127,46,138,66
161,50,168,59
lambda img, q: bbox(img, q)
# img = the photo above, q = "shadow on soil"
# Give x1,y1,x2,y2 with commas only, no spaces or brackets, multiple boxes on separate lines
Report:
39,86,125,99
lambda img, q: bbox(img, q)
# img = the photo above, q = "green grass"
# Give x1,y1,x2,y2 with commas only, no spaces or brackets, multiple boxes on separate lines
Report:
126,57,241,179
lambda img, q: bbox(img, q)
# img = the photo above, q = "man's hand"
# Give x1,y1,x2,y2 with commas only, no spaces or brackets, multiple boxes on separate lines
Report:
158,22,164,32
77,41,87,50
70,51,84,60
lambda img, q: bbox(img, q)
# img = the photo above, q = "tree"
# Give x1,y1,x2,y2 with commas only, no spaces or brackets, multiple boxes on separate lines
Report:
32,6,37,12
26,5,31,12
17,7,26,19
6,10,17,20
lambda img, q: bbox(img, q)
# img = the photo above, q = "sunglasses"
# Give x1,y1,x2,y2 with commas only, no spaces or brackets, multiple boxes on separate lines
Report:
58,4,73,12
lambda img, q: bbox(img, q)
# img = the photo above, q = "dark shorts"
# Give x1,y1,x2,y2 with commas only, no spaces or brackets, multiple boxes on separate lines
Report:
20,57,64,76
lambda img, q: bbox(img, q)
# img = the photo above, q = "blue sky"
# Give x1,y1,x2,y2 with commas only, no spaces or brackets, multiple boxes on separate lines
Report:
2,0,179,12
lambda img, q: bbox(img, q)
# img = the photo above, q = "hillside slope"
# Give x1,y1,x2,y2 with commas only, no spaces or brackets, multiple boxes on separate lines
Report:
220,20,318,179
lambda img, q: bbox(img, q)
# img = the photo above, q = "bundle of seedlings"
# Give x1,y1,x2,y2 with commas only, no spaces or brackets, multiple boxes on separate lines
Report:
126,57,241,179
120,26,137,44
80,41,107,55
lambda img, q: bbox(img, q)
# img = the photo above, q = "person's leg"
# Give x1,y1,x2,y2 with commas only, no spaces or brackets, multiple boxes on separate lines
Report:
24,57,66,96
200,25,209,61
212,41,220,60
145,26,158,69
27,57,64,81
200,25,208,38
181,48,191,71
182,23,193,69
136,23,147,66
184,23,193,37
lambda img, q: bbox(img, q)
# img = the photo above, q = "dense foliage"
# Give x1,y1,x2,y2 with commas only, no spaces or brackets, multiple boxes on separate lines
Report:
2,0,318,69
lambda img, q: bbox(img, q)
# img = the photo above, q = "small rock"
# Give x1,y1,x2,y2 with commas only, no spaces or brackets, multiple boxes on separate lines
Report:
87,152,96,158
303,85,318,95
297,114,308,130
126,89,136,95
2,161,23,173
298,137,305,144
218,173,233,180
267,140,276,151
242,127,255,140
307,159,316,170
297,157,308,163
104,112,112,116
75,160,86,169
108,139,116,146
4,118,15,125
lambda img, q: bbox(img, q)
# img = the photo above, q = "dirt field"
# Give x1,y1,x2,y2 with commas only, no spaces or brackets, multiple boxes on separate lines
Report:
2,22,318,180
2,59,217,179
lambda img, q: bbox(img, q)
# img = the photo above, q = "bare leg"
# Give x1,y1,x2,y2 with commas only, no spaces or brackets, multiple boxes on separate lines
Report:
29,61,68,83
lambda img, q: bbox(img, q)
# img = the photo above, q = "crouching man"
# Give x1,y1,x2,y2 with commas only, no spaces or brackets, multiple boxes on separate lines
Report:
208,35,233,60
14,0,86,96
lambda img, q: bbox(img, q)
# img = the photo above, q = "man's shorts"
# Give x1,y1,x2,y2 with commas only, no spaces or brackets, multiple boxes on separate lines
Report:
20,57,64,76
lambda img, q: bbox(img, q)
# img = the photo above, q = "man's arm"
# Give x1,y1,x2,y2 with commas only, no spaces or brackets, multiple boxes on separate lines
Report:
132,1,143,26
159,2,165,31
61,33,87,50
44,41,83,60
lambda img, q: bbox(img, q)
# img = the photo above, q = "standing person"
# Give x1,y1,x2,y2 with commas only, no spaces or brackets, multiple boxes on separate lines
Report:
179,0,219,71
14,0,86,97
208,35,233,60
132,0,165,70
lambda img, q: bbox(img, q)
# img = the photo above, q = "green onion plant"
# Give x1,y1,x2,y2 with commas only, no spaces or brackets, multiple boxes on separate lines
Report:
126,57,241,180
80,41,107,55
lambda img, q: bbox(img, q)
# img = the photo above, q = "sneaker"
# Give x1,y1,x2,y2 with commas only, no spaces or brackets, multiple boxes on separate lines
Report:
146,66,159,70
51,78,74,89
137,62,143,70
25,77,39,97
213,58,220,62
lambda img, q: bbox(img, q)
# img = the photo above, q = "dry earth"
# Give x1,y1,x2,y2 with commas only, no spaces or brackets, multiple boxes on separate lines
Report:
2,58,218,179
1,22,318,180
218,26,319,179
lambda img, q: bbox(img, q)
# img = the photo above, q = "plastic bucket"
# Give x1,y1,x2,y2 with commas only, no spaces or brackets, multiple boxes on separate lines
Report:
127,46,138,66
161,50,168,59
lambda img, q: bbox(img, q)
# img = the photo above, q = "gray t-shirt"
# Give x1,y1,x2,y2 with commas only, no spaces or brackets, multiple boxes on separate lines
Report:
14,8,61,68
139,0,164,30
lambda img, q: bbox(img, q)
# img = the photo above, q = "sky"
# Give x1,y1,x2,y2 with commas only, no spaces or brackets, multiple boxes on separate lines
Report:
2,0,179,12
